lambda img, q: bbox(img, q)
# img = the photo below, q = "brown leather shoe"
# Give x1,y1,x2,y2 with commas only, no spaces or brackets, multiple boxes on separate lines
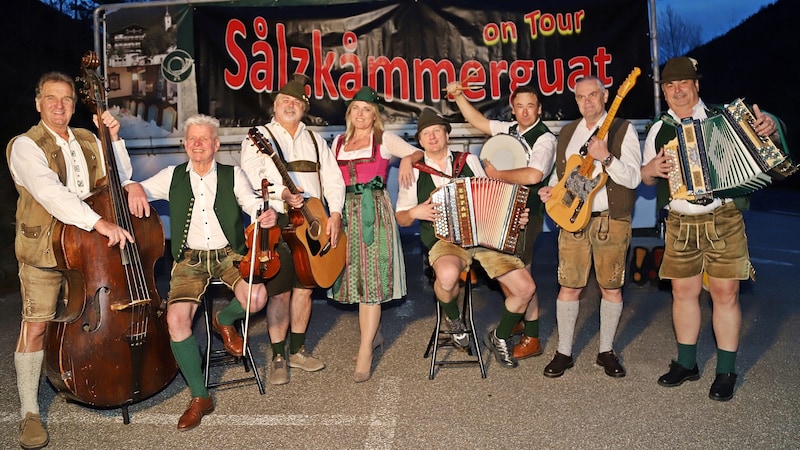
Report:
510,321,524,337
212,312,243,357
513,336,543,359
177,396,215,431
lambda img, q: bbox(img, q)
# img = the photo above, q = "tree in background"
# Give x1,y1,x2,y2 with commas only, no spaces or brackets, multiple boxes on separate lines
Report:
657,5,702,63
40,0,141,22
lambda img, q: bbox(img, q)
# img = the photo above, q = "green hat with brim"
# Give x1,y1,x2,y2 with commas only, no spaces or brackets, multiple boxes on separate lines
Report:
415,108,451,141
272,74,311,110
347,86,384,111
660,57,702,84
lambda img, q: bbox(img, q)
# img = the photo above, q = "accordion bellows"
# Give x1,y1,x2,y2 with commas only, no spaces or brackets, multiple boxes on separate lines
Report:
431,177,529,254
665,98,797,204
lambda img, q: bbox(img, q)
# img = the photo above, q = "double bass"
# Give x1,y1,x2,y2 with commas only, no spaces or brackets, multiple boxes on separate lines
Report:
44,52,177,423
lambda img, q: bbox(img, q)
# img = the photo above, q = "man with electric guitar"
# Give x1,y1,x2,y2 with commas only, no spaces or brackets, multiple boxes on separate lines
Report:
445,81,557,361
538,75,642,379
241,74,346,386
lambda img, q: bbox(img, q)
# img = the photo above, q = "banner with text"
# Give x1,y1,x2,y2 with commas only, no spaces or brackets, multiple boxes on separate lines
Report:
106,0,652,133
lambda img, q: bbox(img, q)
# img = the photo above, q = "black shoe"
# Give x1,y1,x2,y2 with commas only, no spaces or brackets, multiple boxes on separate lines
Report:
483,329,518,368
596,350,626,378
657,361,700,387
708,373,737,401
543,352,574,378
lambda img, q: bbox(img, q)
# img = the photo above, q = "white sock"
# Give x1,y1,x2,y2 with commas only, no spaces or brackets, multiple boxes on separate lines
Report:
599,299,623,353
556,300,580,356
15,351,43,419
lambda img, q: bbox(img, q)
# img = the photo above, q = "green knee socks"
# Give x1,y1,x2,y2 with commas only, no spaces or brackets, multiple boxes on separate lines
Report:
170,337,208,399
216,299,246,326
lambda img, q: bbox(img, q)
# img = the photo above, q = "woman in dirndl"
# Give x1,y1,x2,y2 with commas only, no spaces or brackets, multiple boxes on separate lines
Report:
330,86,421,382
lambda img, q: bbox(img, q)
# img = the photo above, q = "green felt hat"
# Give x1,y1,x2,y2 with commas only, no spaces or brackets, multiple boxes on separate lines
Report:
273,73,311,109
661,57,702,83
415,108,451,140
347,86,384,111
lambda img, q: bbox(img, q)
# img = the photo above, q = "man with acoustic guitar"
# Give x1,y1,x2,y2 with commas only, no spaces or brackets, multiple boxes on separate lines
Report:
445,81,557,361
240,75,346,385
7,72,144,449
538,76,642,379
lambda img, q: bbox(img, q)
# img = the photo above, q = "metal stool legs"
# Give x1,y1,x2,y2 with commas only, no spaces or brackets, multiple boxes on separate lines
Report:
424,272,487,379
201,282,265,394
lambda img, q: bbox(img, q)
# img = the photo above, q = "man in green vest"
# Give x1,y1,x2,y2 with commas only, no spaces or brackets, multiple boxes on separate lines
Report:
446,81,557,360
395,108,536,369
126,114,288,430
7,71,144,450
538,76,642,379
641,57,787,401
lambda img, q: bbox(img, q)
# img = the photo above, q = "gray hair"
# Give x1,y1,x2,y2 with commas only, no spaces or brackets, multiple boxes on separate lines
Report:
35,72,76,101
183,114,220,138
575,76,606,93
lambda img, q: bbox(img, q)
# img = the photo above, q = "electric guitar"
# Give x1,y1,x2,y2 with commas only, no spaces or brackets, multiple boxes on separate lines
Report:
247,127,347,289
545,67,641,232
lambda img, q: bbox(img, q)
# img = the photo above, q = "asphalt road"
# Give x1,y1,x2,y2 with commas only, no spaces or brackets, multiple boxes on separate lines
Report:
1,189,798,449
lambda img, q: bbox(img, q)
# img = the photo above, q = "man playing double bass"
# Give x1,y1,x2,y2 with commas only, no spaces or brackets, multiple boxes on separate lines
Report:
6,71,145,449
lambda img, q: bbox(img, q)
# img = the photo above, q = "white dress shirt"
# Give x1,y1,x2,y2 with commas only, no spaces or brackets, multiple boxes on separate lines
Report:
395,150,486,213
240,119,345,215
548,112,642,212
138,161,262,251
8,123,133,231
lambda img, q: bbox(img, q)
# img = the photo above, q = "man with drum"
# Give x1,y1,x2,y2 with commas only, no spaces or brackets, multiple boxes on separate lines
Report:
445,82,556,360
395,108,536,369
641,57,786,401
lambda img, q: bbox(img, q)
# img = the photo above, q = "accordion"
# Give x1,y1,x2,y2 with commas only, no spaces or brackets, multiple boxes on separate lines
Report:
665,98,797,205
431,177,529,254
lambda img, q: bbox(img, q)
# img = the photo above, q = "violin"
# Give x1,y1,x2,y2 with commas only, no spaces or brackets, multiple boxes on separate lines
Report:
240,178,281,281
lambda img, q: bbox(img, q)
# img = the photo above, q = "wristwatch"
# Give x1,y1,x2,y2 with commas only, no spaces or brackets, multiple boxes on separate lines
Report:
601,154,614,167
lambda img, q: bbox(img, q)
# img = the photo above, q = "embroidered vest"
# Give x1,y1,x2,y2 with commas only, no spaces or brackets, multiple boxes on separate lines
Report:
416,156,474,249
555,117,636,218
334,135,391,185
168,162,246,261
6,123,103,267
510,121,553,216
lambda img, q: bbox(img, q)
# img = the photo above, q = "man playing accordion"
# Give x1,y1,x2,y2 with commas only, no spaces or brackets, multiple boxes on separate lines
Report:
641,56,788,401
395,108,536,369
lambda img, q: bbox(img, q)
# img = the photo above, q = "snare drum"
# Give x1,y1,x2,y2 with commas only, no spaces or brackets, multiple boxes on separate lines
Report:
479,134,529,170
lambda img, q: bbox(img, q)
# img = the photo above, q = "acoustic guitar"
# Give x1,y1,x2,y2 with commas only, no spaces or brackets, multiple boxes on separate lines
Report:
247,127,347,289
545,68,641,232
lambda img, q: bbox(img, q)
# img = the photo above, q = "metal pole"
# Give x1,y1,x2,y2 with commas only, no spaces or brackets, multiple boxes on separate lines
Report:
649,0,661,117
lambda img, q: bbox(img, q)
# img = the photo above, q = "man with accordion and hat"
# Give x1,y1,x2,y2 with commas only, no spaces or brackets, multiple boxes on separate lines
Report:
395,108,536,369
641,56,789,401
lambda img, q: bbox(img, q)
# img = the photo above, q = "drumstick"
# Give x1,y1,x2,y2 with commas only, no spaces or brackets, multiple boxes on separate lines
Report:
443,68,481,92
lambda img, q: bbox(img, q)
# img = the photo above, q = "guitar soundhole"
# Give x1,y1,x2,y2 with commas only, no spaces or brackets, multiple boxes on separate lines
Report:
308,221,322,240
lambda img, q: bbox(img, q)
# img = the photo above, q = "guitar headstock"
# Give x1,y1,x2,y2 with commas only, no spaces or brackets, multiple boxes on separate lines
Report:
76,51,106,115
617,67,641,98
248,127,276,156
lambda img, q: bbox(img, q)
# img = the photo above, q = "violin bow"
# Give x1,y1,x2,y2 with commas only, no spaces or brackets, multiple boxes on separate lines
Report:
241,207,261,357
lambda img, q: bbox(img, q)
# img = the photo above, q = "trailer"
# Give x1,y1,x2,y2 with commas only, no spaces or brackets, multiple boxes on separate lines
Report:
93,0,661,231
